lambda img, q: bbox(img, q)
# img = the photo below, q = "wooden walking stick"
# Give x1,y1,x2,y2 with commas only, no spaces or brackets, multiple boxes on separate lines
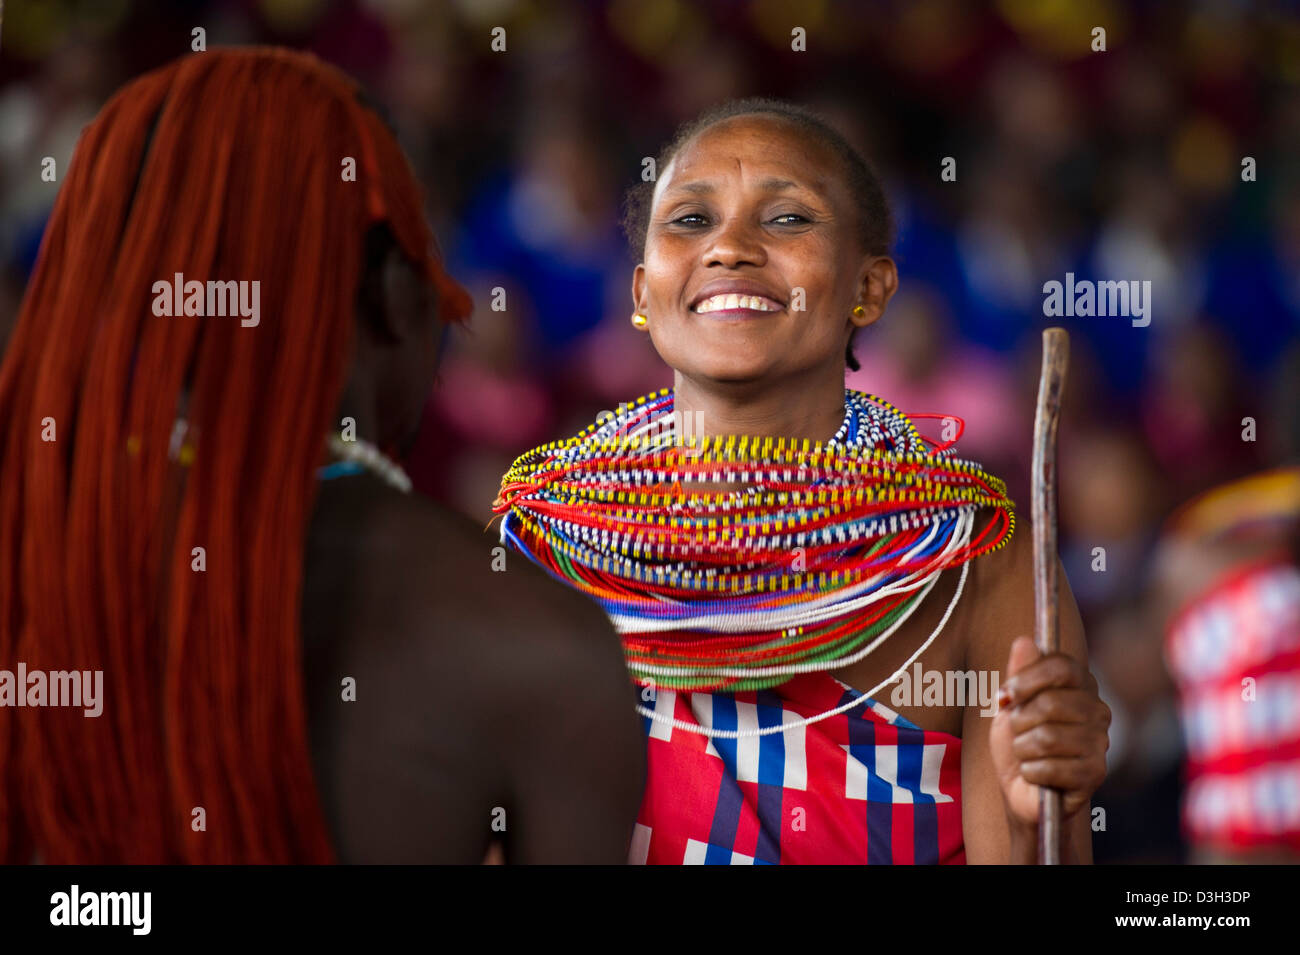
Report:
1032,327,1069,865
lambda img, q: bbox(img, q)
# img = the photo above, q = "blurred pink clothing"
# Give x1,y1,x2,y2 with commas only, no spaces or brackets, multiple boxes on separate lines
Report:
432,358,555,450
845,347,1021,462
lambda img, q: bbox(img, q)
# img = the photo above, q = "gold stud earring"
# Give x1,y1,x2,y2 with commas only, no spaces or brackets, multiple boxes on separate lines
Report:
632,313,648,328
852,305,867,318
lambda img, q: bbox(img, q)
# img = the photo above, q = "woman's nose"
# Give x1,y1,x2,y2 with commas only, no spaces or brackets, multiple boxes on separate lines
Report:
702,216,767,269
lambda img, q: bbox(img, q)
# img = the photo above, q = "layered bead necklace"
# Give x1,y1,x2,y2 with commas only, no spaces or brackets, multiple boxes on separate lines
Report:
494,388,1016,719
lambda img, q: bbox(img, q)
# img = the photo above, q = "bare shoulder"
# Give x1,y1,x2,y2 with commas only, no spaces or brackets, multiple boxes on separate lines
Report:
302,479,643,861
962,510,1088,670
335,480,628,671
965,512,1034,628
359,487,647,835
328,480,636,719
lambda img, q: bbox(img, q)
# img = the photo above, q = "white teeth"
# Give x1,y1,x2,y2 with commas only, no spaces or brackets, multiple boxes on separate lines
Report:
694,293,778,313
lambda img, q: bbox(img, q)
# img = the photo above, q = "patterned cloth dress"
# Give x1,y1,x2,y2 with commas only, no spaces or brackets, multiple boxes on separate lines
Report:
630,670,966,864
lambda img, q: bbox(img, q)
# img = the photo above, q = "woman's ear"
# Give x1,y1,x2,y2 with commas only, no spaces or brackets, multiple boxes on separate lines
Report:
631,262,647,313
357,224,403,346
381,249,434,344
357,227,435,350
852,256,898,328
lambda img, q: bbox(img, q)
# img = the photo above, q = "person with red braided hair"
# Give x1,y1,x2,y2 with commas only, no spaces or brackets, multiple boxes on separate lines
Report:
495,99,1111,864
0,47,644,864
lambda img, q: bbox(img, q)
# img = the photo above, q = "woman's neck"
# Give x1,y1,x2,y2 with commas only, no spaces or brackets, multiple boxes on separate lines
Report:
671,371,848,443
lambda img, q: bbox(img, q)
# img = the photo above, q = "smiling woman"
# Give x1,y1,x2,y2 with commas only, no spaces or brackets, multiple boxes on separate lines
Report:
624,100,894,391
495,98,1111,865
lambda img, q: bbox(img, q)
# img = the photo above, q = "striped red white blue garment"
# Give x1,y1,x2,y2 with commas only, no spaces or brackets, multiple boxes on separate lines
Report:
1165,556,1300,851
629,671,965,864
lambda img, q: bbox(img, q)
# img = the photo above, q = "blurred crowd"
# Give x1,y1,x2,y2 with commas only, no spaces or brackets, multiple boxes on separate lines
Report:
3,0,1298,863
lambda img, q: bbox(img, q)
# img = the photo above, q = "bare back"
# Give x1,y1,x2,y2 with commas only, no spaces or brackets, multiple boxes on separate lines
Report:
300,475,645,863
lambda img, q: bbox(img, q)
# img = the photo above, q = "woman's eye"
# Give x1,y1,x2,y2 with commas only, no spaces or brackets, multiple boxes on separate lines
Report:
672,213,708,226
771,213,808,224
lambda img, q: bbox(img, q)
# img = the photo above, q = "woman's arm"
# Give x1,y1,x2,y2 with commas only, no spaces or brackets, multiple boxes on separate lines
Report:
491,587,648,864
961,523,1109,863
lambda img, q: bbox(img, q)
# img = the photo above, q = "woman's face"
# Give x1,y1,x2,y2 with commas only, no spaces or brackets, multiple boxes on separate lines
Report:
633,114,895,388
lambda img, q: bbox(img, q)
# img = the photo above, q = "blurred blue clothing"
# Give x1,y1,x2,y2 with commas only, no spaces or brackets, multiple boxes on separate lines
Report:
447,171,622,355
1204,238,1300,373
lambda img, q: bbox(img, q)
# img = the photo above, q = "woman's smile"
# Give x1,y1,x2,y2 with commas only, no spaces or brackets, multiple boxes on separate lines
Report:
689,280,786,319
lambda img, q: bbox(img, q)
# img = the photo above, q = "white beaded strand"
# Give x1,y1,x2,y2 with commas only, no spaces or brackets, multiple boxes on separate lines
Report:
326,433,412,494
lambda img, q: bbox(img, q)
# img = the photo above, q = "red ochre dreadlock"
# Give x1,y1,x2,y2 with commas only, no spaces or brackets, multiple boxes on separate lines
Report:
0,47,470,863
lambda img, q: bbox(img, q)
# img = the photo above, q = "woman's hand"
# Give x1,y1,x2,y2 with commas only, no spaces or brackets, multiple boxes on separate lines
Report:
989,636,1111,832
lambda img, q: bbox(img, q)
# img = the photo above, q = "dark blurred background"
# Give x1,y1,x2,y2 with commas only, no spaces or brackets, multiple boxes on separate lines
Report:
3,0,1298,863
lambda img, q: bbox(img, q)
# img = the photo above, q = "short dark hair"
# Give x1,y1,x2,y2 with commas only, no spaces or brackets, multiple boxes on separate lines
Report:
620,98,894,371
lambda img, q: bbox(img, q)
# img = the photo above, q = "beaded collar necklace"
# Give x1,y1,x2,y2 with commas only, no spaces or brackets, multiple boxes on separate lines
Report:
494,388,1016,732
